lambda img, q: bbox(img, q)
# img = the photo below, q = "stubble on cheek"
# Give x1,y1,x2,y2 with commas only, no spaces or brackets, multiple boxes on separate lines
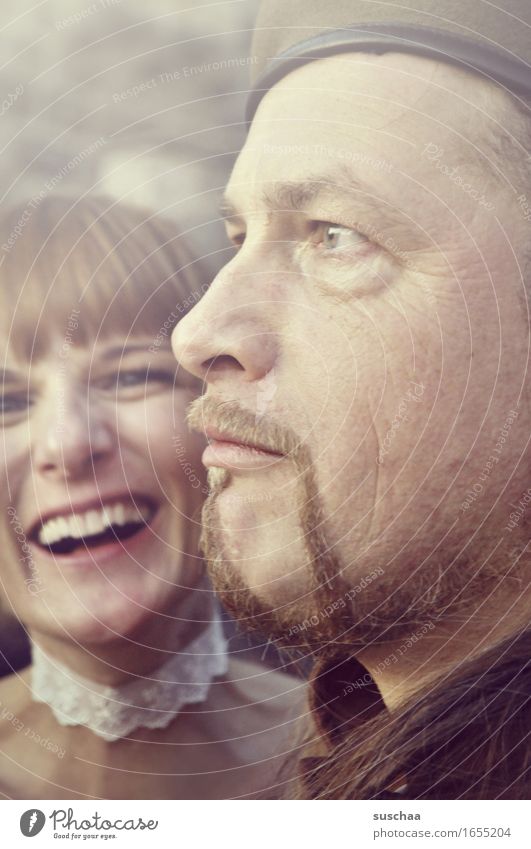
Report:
193,396,516,656
200,452,519,660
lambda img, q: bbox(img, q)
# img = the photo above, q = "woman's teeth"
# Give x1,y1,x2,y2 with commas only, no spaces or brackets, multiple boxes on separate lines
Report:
37,501,153,547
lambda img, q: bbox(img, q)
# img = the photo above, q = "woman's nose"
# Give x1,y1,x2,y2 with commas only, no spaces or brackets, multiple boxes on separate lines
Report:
32,383,114,481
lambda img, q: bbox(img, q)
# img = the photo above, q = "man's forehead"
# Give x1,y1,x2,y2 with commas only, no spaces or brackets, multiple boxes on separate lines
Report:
256,53,492,124
226,52,500,219
250,51,497,127
226,127,427,224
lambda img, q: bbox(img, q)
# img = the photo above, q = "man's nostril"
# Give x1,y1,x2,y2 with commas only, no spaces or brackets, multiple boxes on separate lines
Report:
203,355,245,375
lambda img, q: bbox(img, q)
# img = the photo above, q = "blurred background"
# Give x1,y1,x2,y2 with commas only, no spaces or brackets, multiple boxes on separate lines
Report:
0,0,261,675
1,0,259,276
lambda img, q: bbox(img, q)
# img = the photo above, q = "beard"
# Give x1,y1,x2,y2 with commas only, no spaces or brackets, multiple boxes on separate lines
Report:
189,396,512,657
201,460,353,657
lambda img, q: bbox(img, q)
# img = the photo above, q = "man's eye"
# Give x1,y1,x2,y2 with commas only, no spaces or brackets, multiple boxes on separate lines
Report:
320,224,369,251
229,232,246,251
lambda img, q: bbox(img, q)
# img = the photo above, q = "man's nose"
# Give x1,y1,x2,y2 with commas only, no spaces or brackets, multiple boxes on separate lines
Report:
33,384,114,481
172,267,278,384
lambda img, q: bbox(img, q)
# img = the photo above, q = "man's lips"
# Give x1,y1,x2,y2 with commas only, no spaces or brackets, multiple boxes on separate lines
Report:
202,426,284,470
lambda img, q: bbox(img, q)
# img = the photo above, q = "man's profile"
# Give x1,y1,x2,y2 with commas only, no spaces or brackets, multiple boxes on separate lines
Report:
173,0,531,799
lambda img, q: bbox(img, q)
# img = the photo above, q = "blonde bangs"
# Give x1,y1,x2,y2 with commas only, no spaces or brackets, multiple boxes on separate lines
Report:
0,196,207,362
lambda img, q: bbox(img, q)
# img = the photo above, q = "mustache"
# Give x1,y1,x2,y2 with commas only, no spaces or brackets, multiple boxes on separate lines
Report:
187,395,305,462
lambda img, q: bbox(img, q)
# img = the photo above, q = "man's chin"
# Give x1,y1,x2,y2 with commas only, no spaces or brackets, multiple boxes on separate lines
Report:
200,481,352,653
212,570,311,651
205,540,353,656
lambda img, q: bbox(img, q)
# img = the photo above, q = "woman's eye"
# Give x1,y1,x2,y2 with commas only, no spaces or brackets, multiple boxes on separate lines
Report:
0,393,32,420
119,369,174,388
320,224,369,251
117,370,149,388
98,369,174,391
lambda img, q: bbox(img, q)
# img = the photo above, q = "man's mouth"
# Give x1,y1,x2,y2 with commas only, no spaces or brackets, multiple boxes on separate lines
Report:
202,426,285,471
30,497,157,556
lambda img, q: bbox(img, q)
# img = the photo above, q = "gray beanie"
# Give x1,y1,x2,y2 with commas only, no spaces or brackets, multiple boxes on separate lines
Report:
247,0,531,122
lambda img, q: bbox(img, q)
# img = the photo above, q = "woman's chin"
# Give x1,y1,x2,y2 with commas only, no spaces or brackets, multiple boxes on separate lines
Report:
10,533,206,644
21,576,193,646
28,599,164,645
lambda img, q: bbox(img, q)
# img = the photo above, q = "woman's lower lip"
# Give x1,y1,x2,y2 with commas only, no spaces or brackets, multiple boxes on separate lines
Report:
202,440,284,470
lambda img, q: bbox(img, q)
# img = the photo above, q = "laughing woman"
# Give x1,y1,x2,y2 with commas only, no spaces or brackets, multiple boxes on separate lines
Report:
0,197,303,800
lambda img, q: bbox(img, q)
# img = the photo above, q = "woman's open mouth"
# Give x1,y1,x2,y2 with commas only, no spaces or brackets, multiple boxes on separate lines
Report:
30,497,157,557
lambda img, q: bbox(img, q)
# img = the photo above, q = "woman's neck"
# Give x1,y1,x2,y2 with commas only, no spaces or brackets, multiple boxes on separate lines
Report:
28,589,228,744
30,586,215,686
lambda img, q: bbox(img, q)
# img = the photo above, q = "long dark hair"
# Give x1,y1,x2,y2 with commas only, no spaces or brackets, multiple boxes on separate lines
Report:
300,629,530,799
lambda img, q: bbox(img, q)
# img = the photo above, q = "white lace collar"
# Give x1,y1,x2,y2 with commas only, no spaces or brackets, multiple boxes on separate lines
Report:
31,618,228,742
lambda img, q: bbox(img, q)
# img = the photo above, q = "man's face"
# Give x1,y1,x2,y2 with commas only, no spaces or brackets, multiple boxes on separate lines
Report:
173,53,530,647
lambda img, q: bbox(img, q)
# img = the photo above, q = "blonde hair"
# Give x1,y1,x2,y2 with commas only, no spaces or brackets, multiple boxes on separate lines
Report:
0,195,207,362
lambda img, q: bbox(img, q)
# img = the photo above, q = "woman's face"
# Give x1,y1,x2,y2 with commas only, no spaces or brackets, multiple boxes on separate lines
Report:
0,330,206,643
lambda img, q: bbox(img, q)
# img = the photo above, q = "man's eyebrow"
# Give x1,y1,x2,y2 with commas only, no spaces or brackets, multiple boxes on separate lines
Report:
264,171,388,214
220,170,386,219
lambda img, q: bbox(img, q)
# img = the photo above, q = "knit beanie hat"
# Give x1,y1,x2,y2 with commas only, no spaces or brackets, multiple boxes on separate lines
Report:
247,0,531,122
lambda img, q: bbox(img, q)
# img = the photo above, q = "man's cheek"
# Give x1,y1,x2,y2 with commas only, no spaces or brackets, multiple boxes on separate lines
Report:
318,396,381,478
214,474,313,594
315,422,381,546
314,379,432,556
